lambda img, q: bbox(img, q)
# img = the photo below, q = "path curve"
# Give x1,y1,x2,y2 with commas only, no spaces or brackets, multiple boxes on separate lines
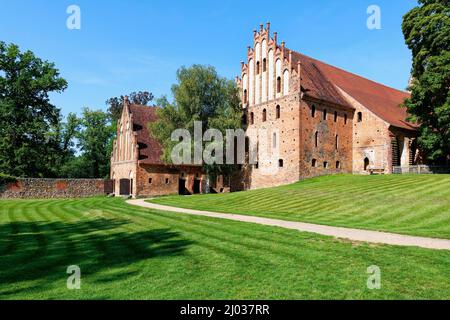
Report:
127,199,450,251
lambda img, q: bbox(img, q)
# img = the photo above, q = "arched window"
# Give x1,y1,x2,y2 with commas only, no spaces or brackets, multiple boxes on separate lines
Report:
276,105,281,119
323,109,327,121
312,105,316,118
262,58,267,72
335,135,339,150
312,159,317,167
344,114,348,125
364,157,370,171
279,159,284,168
358,112,363,123
273,132,277,149
334,111,338,122
276,77,281,93
250,112,254,125
315,131,319,147
336,161,341,169
323,161,329,169
256,61,260,75
262,109,267,122
243,89,248,104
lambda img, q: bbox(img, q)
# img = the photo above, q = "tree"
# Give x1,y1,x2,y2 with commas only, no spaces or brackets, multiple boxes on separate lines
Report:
149,65,243,179
106,91,154,121
0,41,67,177
76,108,115,178
402,0,450,164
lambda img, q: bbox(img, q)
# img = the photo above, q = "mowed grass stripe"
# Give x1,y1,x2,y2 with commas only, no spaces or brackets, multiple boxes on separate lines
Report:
151,175,450,238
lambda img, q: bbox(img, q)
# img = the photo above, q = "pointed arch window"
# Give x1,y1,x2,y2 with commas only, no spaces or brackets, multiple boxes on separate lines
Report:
276,77,281,93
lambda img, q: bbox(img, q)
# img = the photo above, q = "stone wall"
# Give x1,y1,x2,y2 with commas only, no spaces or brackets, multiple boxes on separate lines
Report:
0,179,107,199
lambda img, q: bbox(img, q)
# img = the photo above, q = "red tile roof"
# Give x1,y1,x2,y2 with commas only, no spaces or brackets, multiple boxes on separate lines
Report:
128,104,163,164
289,50,417,131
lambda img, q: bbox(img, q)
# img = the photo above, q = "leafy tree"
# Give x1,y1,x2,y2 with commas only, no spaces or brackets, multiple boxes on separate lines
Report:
0,41,67,177
149,65,243,179
76,108,115,178
402,0,450,164
106,91,154,121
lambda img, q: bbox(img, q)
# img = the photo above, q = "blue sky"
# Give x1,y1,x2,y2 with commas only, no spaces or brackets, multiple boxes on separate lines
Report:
0,0,417,117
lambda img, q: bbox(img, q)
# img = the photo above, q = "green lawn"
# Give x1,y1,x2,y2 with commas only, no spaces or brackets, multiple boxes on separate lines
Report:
0,197,449,299
151,175,450,239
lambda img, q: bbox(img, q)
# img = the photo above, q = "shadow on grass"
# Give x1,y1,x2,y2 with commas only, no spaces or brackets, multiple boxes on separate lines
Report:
0,217,193,293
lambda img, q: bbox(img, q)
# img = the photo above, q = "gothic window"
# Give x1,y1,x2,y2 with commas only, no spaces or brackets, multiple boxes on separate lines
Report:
243,89,248,104
263,58,267,72
276,105,281,119
335,135,339,150
256,61,260,75
262,109,267,122
315,131,319,147
276,77,281,93
358,112,363,123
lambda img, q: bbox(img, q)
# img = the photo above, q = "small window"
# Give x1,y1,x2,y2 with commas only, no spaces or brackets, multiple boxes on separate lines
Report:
315,131,319,148
243,90,248,104
276,105,281,119
256,61,260,75
250,112,254,125
336,161,341,169
255,162,259,169
149,178,153,184
335,135,339,150
323,161,329,169
262,109,267,122
165,178,169,184
245,137,250,153
323,109,327,121
279,159,284,168
312,105,316,118
276,77,281,93
263,58,267,72
358,112,363,123
312,159,317,167
273,133,277,149
334,111,338,123
344,114,348,125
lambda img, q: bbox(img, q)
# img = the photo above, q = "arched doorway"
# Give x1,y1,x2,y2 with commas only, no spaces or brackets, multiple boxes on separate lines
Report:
364,158,370,171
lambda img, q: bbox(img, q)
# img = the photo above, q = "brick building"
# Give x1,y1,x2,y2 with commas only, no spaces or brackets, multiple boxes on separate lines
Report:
111,24,421,197
235,23,420,190
110,98,205,197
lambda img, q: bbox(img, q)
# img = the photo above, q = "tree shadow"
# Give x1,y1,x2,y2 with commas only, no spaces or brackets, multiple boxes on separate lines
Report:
0,217,193,293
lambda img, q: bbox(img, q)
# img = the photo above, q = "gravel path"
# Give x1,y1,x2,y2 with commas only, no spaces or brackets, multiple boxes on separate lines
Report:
127,199,450,251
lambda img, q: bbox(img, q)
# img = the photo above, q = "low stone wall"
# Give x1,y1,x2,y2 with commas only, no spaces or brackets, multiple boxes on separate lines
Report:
0,178,107,199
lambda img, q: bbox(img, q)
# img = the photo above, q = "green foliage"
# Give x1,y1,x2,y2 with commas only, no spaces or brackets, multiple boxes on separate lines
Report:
106,91,154,121
402,0,450,163
76,108,115,178
0,173,16,186
0,41,68,177
149,65,243,178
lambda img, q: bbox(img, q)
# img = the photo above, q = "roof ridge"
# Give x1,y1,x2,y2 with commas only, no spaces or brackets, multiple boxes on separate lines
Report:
288,48,410,95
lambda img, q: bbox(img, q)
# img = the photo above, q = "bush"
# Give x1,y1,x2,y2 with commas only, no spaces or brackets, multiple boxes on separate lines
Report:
0,173,17,186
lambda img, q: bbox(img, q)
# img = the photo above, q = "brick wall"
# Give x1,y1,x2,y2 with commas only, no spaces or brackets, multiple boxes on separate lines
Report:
0,179,107,199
